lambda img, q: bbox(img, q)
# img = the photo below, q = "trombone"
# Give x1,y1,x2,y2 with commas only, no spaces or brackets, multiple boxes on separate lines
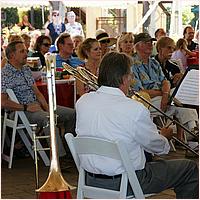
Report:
62,63,199,156
36,53,75,195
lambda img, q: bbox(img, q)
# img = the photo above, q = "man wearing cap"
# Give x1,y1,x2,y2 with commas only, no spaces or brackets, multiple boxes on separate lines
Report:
130,32,198,138
95,29,117,57
65,11,84,38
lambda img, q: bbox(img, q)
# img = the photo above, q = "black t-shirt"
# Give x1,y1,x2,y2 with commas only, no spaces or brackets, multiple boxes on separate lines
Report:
187,41,198,51
155,54,180,88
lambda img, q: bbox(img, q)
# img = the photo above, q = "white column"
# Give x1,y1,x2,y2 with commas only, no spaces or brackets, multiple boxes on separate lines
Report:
169,0,182,40
127,4,138,33
86,7,102,38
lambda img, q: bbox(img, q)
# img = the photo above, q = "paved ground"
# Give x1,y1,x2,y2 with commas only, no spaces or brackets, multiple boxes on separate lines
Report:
1,145,198,199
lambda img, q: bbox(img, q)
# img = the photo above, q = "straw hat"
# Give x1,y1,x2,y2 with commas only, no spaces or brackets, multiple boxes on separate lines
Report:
95,29,117,47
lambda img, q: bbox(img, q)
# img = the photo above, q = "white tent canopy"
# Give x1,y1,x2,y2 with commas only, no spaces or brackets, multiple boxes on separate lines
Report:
0,0,49,8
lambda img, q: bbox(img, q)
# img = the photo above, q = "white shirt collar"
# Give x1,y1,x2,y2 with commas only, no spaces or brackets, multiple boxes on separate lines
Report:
97,86,126,97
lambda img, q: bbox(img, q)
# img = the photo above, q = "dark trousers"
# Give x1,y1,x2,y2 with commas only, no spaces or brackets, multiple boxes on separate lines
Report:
86,159,199,199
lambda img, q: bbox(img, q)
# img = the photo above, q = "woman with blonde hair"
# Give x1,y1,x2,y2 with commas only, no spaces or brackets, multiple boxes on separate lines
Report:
117,32,135,56
76,38,101,96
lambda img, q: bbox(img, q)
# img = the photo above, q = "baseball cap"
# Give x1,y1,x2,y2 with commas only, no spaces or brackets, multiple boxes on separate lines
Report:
134,33,156,45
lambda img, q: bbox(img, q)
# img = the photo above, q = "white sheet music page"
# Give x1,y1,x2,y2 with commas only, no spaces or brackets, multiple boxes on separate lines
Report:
174,69,199,106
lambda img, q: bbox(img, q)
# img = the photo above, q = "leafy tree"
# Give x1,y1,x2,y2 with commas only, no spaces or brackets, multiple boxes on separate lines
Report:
1,7,19,28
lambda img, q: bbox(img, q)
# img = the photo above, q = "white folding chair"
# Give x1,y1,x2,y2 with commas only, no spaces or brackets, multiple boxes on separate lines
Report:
65,133,155,199
1,89,50,168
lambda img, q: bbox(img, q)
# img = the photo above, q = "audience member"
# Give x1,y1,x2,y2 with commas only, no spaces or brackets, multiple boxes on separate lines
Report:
32,35,52,67
95,29,117,57
29,30,42,54
56,33,84,69
130,33,198,138
76,38,101,96
171,38,196,72
155,36,184,142
183,26,198,51
152,28,166,56
75,51,199,199
117,32,135,56
155,36,183,88
18,15,35,31
21,33,32,56
45,11,66,44
1,41,76,158
155,28,166,40
1,35,24,68
72,35,84,57
65,11,84,37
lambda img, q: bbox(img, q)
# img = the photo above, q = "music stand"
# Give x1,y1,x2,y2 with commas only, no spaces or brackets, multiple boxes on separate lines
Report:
170,67,199,109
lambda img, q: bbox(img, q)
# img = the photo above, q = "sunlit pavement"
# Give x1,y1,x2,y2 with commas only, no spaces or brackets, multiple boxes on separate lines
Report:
1,147,198,199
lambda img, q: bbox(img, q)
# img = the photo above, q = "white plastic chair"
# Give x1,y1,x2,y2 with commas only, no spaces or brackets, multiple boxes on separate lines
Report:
1,89,50,168
65,133,152,199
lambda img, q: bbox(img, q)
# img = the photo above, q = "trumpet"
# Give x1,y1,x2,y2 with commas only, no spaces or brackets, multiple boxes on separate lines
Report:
62,62,198,156
36,53,75,195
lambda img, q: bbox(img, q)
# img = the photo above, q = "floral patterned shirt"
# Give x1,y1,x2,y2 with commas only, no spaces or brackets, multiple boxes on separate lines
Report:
1,63,37,104
130,53,166,92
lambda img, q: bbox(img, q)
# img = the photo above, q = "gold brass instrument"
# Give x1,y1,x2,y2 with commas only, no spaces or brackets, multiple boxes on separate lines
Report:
62,62,198,156
36,53,75,194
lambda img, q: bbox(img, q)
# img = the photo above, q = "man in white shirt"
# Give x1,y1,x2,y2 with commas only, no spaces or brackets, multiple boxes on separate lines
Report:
65,11,84,38
75,51,198,198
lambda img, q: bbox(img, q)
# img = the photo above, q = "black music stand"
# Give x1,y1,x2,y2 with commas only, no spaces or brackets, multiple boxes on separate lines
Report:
170,67,199,110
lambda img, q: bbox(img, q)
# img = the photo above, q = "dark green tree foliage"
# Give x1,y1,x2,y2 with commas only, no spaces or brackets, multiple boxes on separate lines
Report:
1,7,19,28
27,7,49,29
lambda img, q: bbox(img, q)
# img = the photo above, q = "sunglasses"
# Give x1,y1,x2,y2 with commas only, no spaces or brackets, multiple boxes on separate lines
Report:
100,39,110,44
53,14,59,17
42,43,51,47
121,32,133,34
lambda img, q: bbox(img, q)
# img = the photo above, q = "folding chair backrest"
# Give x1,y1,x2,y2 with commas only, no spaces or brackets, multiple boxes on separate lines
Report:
65,133,145,199
2,89,50,168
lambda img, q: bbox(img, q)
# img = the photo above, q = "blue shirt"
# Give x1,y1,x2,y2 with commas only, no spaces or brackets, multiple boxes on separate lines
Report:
56,54,85,69
1,63,37,104
131,53,166,92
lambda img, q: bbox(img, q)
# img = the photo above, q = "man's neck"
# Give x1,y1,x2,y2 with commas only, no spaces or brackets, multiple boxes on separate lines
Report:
187,39,192,46
9,60,22,70
137,53,149,64
59,52,71,60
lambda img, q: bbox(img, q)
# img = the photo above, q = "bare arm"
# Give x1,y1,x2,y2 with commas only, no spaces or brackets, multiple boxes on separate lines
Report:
1,93,24,111
32,84,49,111
142,89,162,98
160,80,171,112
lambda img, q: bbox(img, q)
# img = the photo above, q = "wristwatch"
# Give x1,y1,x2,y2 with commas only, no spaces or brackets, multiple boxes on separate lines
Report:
23,104,28,111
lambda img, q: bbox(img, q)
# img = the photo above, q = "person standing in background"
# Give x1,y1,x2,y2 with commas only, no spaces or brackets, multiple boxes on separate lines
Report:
18,15,35,31
45,11,66,45
65,11,84,38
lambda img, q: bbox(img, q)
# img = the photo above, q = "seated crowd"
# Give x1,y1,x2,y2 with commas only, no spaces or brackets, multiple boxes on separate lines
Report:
1,13,199,199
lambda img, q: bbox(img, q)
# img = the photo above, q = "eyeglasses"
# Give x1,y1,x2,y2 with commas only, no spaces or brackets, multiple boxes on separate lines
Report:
42,43,51,47
100,39,110,44
121,32,133,35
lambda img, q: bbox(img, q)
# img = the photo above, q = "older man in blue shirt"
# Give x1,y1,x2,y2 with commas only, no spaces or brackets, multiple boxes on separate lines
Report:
131,33,198,141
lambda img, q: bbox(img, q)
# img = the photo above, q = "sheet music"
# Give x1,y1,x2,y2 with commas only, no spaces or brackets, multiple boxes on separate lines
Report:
174,69,199,106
